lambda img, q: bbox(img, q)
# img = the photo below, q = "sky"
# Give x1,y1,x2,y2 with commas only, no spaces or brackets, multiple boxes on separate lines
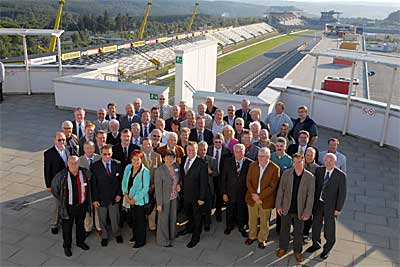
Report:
288,0,399,3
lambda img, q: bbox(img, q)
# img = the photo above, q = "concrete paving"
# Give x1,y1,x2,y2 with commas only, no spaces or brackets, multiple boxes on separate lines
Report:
1,95,399,266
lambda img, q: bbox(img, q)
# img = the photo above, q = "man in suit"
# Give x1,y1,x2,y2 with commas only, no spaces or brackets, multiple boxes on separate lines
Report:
130,122,142,148
221,144,253,237
72,107,89,140
157,132,185,165
245,147,280,249
306,153,346,259
165,105,182,131
224,105,237,127
95,130,107,155
78,141,102,236
180,110,196,130
287,130,319,161
93,108,109,133
107,119,120,146
119,104,136,130
189,116,214,146
150,129,163,151
241,130,259,161
133,98,145,119
235,99,252,126
78,122,96,156
205,96,218,117
112,129,140,172
157,93,173,120
207,133,231,222
141,137,163,231
179,142,208,248
140,110,154,138
91,144,124,247
51,156,91,257
234,118,245,142
105,102,120,121
44,132,68,234
198,141,218,231
197,103,213,129
276,153,315,263
62,120,79,156
150,106,161,128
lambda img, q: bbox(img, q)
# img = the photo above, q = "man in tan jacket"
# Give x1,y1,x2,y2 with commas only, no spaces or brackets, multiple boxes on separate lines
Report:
276,153,315,263
245,147,280,249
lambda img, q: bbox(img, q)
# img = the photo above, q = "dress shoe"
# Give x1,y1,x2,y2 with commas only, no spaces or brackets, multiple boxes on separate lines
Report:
276,249,286,257
64,248,72,257
116,235,123,243
85,231,91,237
244,238,256,245
320,250,329,260
295,253,303,263
215,214,222,222
306,245,321,253
204,225,210,232
239,230,248,238
51,227,59,235
77,243,90,250
258,241,266,249
224,228,233,235
186,240,199,248
129,237,135,244
101,239,108,247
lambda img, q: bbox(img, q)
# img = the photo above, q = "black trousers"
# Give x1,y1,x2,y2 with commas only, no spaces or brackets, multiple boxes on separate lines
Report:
226,197,248,230
62,204,87,249
133,205,147,246
312,202,336,253
303,217,313,236
184,201,203,243
279,213,304,253
213,176,223,216
202,186,213,226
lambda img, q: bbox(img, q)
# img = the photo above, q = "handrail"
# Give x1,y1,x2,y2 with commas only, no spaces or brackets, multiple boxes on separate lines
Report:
184,80,196,93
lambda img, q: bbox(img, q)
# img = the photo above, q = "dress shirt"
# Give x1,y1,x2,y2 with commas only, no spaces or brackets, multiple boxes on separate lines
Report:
213,147,222,171
86,155,95,167
142,124,150,137
257,162,269,194
267,112,293,135
131,136,141,146
55,146,68,163
212,120,225,135
102,160,112,173
298,145,307,155
184,156,196,172
236,158,244,170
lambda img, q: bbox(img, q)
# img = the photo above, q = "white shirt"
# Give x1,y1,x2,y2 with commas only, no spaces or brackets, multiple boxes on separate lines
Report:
55,146,68,163
213,147,222,172
161,131,169,144
257,162,269,194
75,121,85,138
212,120,225,135
228,116,236,126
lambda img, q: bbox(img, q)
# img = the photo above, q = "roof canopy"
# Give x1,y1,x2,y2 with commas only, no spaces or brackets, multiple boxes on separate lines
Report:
0,28,64,37
308,48,400,68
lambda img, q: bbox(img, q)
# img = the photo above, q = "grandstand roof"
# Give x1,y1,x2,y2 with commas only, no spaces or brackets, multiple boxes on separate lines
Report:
308,48,400,68
0,28,64,37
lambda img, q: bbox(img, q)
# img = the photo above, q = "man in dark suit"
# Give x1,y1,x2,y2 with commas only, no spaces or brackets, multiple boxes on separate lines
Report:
133,98,145,119
44,132,68,234
306,153,346,259
235,99,252,126
207,133,232,222
179,142,208,248
119,103,136,130
139,110,155,137
78,122,96,156
105,102,121,121
72,107,90,140
221,143,253,237
91,144,124,247
107,119,120,146
62,120,79,156
287,130,319,160
189,116,214,146
112,129,140,172
223,105,237,127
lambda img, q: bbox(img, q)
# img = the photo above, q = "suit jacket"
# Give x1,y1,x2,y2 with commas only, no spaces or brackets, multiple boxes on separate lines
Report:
44,146,67,188
223,115,237,127
105,114,120,121
139,123,155,137
180,156,208,203
221,156,253,202
155,163,181,205
205,106,218,117
235,109,252,125
207,145,232,176
275,168,315,218
93,120,109,133
107,132,120,146
119,115,136,130
287,144,319,161
112,143,140,172
142,150,163,194
91,159,122,207
72,120,90,139
245,144,259,161
66,134,79,156
157,145,185,165
246,160,280,209
78,136,97,156
313,167,346,216
78,154,101,171
189,128,214,146
200,155,218,195
158,104,173,120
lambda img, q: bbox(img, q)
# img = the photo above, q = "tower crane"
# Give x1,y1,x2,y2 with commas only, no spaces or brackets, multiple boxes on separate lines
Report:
138,0,152,40
39,0,65,52
186,1,199,33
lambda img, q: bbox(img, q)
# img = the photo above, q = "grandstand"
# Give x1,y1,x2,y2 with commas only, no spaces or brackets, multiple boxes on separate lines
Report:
268,12,304,26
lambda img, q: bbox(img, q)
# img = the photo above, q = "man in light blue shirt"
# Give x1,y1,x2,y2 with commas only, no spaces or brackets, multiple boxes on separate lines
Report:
319,138,347,173
266,102,293,136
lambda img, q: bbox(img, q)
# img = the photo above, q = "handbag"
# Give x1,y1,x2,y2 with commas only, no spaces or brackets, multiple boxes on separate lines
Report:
141,171,155,216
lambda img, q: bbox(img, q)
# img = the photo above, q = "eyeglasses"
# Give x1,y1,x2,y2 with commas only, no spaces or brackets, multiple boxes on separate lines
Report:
102,153,112,156
214,141,222,144
57,139,66,142
63,127,72,130
159,98,165,100
235,123,242,125
153,135,161,138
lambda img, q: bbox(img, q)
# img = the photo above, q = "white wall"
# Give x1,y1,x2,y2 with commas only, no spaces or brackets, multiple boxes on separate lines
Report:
175,40,218,107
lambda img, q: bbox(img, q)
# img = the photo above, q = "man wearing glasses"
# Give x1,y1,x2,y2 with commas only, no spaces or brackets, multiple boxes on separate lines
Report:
234,118,245,142
44,132,69,235
223,105,237,127
157,94,172,120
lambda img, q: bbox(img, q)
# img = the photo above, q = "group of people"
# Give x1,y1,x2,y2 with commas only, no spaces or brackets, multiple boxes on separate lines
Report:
44,95,347,263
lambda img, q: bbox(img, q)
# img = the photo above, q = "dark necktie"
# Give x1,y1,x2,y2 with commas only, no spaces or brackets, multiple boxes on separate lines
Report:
184,158,191,174
215,149,220,173
89,158,93,167
144,125,148,137
236,161,241,176
160,106,164,118
123,147,128,160
198,131,203,141
106,162,111,176
243,111,247,119
321,172,331,201
78,123,83,139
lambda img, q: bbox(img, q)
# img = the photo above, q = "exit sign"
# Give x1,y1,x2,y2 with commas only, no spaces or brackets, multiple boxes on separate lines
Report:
176,56,183,64
150,93,158,100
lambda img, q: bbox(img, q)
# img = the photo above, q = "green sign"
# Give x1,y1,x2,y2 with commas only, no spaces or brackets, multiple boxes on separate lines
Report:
176,56,183,64
150,93,158,100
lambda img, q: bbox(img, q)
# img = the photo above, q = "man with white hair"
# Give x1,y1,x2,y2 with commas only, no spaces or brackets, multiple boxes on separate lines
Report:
245,147,280,249
249,121,261,144
133,98,144,118
157,93,172,120
107,119,121,146
306,153,346,260
157,132,185,165
72,107,89,140
155,118,169,144
93,108,109,133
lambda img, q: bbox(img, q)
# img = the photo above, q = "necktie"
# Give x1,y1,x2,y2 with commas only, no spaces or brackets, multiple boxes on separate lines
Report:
123,147,128,160
106,162,111,176
78,123,83,139
160,106,164,118
215,149,220,173
321,172,331,201
184,158,191,174
144,125,148,137
198,131,203,141
89,158,93,167
243,111,247,119
135,139,139,146
61,150,67,164
236,161,241,176
128,117,132,124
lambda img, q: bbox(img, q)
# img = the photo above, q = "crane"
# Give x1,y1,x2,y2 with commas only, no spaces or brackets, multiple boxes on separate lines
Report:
138,0,152,40
186,1,199,33
39,0,65,52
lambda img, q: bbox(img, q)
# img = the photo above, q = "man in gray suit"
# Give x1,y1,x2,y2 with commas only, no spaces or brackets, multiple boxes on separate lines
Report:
119,104,136,130
276,153,315,263
93,108,109,133
78,141,102,236
306,153,346,260
197,141,218,232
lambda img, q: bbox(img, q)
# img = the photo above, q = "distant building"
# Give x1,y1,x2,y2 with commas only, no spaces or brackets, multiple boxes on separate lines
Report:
320,10,342,23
